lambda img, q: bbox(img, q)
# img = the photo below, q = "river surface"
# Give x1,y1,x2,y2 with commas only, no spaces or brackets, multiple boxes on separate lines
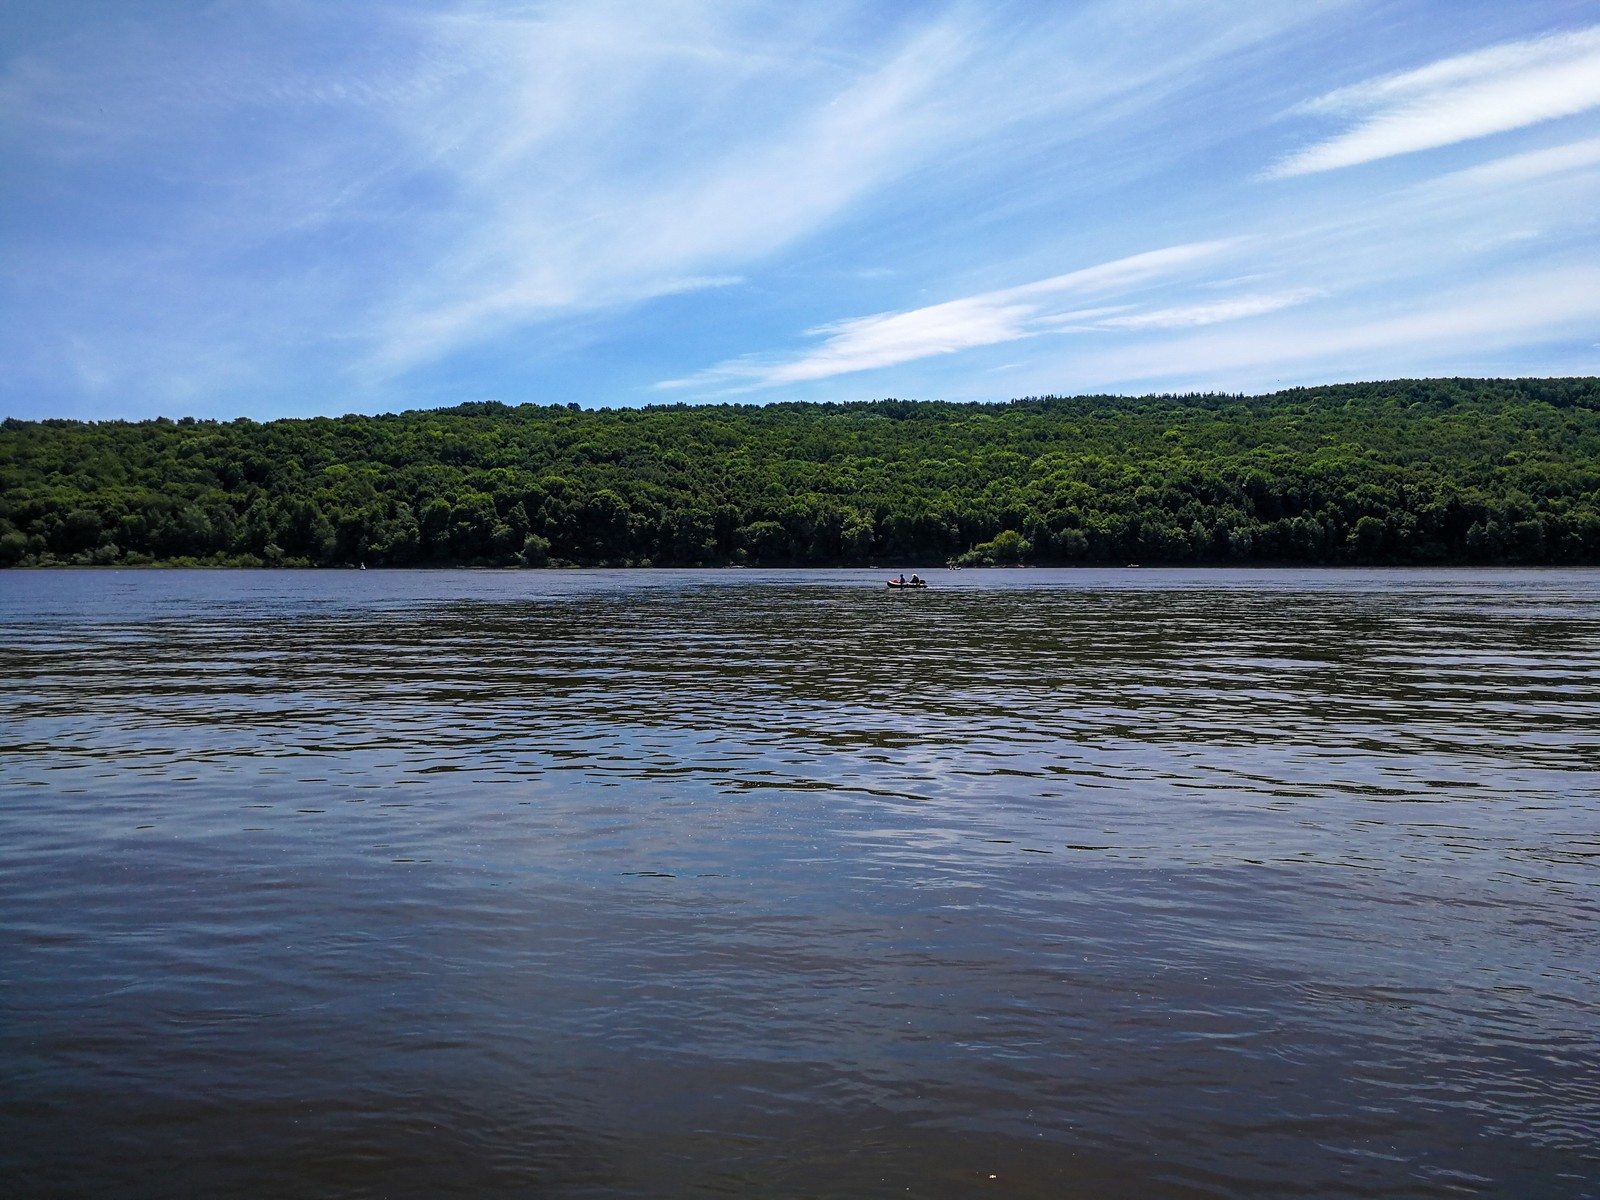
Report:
2,568,1597,1199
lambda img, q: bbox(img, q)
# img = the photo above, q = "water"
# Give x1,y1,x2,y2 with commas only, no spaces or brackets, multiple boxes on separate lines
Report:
2,567,1597,1199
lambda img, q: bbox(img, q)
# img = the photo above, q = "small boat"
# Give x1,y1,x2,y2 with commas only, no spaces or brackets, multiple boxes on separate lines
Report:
886,579,928,589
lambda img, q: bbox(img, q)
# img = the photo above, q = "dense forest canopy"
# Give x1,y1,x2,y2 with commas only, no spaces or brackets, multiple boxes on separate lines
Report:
3,378,1598,568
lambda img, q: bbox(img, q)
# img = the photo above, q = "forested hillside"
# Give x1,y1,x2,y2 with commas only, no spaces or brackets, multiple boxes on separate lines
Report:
3,378,1598,568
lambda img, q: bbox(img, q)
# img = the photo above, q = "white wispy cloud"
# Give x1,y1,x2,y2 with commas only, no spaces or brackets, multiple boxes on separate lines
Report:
1420,134,1600,193
728,109,1600,400
1094,290,1320,330
4,0,1344,407
1270,25,1600,177
1055,262,1600,390
1002,244,1237,300
3,1,1594,417
365,0,1332,378
751,296,1041,385
656,242,1286,390
368,3,977,373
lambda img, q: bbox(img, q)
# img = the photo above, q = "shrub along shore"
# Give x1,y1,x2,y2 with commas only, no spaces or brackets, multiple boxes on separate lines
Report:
3,378,1597,568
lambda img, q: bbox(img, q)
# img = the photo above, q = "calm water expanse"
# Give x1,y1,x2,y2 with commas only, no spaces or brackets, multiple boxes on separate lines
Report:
2,567,1597,1199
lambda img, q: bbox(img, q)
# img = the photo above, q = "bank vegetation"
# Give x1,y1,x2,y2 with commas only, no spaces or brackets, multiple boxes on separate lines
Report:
3,377,1597,568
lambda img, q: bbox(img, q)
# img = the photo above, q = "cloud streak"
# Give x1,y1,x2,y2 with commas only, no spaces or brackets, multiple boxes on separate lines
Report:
2,2,1596,418
364,0,1333,379
1421,134,1600,193
657,242,1286,390
1055,263,1600,391
1093,290,1320,330
368,4,979,374
1270,25,1600,177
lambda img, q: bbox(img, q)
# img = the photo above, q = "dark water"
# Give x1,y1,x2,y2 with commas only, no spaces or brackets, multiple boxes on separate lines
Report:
2,567,1597,1199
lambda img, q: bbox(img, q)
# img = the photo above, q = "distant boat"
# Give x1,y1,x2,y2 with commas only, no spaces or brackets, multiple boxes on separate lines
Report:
359,563,366,571
886,579,927,590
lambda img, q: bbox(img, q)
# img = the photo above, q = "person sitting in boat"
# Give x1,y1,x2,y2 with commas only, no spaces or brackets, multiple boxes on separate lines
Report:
909,574,922,586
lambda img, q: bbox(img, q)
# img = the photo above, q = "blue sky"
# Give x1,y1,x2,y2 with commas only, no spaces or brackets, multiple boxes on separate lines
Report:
3,0,1598,421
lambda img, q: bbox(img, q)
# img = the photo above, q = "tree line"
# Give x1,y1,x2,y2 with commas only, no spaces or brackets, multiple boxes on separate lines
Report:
3,377,1598,568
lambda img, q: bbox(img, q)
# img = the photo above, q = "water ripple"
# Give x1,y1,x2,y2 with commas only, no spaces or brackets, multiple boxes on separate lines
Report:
2,567,1598,1198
